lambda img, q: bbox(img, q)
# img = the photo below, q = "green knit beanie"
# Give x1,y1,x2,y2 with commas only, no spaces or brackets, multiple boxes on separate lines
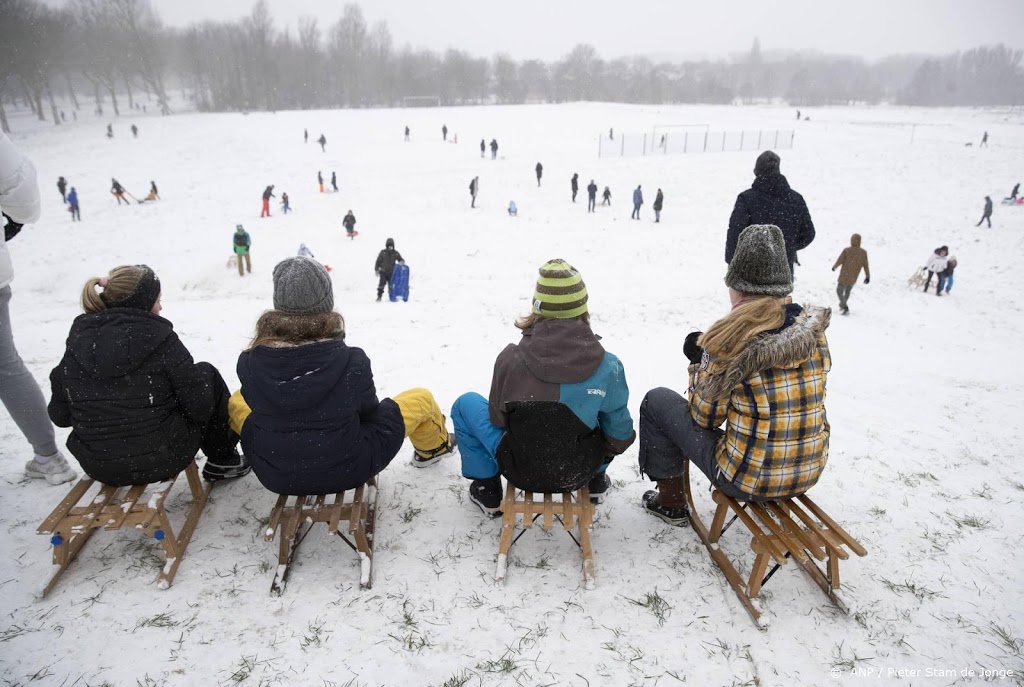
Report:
532,259,589,319
725,224,793,297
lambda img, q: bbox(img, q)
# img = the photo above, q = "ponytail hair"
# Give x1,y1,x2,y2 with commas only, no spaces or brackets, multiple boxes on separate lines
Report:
698,296,788,361
81,265,159,313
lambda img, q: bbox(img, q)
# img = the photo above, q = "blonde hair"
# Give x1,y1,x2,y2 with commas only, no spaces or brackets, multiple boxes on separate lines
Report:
699,296,789,361
515,311,590,331
81,265,148,313
249,310,346,350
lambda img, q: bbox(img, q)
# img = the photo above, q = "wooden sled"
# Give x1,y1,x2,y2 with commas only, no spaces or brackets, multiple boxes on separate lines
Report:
907,268,929,288
495,482,597,589
263,477,378,595
37,461,212,597
684,462,867,627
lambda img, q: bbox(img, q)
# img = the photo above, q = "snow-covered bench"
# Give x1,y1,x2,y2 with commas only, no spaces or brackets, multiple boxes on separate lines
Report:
263,477,378,595
684,462,867,627
36,461,212,596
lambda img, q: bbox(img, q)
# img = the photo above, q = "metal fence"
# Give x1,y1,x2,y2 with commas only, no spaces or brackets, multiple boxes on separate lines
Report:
598,129,795,158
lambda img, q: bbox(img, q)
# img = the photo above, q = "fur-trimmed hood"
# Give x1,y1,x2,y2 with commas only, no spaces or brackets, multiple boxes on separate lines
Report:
698,305,831,401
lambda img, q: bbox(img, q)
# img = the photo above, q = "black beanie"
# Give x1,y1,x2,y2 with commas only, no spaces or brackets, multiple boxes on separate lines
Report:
754,150,781,177
386,238,395,248
102,265,161,312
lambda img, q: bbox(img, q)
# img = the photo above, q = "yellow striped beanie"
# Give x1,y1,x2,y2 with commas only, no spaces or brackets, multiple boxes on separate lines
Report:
532,259,588,319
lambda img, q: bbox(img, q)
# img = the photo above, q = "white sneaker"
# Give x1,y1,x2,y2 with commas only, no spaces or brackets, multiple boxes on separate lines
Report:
25,452,78,485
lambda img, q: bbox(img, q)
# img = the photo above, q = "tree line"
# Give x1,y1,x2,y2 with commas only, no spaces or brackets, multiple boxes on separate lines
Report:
2,0,1022,132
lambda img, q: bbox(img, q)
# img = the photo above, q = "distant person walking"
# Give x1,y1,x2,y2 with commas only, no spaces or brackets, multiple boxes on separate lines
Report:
726,150,816,275
343,210,357,239
587,179,597,212
234,224,252,276
106,123,113,139
609,127,614,140
67,187,80,221
571,173,579,203
490,139,498,160
442,124,448,141
631,185,643,220
281,192,291,214
111,178,128,205
331,171,338,193
261,185,275,217
317,133,326,152
602,186,611,206
404,126,410,142
318,171,324,193
57,176,67,203
131,124,138,138
976,196,993,227
653,189,664,222
980,131,988,147
304,128,308,144
480,139,486,158
469,176,479,208
535,162,543,187
831,233,870,315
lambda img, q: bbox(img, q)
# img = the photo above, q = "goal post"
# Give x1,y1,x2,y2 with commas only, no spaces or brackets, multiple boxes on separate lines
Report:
650,124,711,154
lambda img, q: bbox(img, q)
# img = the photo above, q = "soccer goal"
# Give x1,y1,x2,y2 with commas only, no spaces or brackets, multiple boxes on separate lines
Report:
401,96,442,108
650,124,711,154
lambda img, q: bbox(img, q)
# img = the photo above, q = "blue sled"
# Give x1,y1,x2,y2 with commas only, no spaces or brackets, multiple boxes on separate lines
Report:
389,263,410,302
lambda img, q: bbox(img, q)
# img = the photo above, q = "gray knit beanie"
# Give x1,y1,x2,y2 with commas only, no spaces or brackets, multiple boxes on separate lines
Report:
272,257,334,314
725,224,793,296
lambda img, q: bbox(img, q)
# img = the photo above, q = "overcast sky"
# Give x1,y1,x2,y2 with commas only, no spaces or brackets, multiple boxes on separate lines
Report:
149,0,1023,62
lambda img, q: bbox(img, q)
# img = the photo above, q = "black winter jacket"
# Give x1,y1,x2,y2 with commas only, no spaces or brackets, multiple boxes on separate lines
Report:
375,248,404,277
237,340,405,495
48,310,214,485
726,172,815,265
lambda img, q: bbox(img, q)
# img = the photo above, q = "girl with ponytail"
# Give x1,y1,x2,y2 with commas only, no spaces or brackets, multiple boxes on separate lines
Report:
48,265,250,485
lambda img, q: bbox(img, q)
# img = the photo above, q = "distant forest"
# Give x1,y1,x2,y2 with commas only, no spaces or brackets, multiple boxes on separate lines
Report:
2,0,1023,132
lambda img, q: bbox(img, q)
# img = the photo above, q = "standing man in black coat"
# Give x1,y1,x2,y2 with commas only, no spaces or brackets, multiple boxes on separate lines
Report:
976,196,993,227
586,179,598,212
653,188,664,222
535,162,543,187
374,238,404,302
571,173,579,202
726,150,815,275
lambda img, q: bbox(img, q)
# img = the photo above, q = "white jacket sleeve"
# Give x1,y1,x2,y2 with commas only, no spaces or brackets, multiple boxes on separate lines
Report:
0,131,41,224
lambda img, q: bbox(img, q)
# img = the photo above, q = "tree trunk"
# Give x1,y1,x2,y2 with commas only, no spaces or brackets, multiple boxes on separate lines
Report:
32,84,45,121
106,81,120,116
64,72,80,110
46,80,61,126
123,74,135,111
93,81,104,115
0,88,9,134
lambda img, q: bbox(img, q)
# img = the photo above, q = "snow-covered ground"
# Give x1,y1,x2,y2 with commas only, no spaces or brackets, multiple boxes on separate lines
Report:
1,102,1022,687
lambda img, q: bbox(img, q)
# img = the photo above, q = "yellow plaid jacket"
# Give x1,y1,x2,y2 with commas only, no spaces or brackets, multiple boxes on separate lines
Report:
688,305,831,500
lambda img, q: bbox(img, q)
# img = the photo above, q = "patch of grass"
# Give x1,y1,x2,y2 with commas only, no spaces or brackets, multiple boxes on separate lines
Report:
830,641,875,673
625,590,673,626
387,630,432,653
434,671,474,687
867,506,886,518
135,612,180,630
988,623,1023,657
946,511,993,530
477,657,518,674
880,576,944,601
401,507,423,523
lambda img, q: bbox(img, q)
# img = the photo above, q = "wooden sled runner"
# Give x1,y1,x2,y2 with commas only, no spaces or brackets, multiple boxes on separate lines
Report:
37,461,212,597
684,462,867,626
495,482,597,589
263,477,378,595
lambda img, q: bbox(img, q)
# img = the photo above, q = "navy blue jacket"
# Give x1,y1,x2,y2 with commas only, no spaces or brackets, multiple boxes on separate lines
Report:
726,172,815,265
237,339,405,495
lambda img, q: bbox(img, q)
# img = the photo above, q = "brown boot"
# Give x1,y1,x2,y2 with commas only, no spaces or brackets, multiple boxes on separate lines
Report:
642,476,689,526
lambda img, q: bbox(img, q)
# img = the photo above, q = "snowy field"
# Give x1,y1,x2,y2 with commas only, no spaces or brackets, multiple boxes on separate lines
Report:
1,101,1023,687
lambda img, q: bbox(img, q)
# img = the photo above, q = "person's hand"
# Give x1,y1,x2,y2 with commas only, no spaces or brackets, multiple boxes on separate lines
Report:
2,213,22,242
684,331,704,364
864,277,870,284
832,266,836,271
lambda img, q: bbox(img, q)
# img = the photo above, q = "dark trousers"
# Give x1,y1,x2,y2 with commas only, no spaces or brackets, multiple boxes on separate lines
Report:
588,196,596,212
572,189,578,202
194,362,240,462
836,283,853,310
70,205,80,221
639,387,773,502
631,204,641,219
377,272,391,298
977,213,991,227
923,271,945,294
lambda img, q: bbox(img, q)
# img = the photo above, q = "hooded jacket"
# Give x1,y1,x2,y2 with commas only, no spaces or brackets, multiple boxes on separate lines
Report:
832,234,870,286
688,305,831,500
727,172,815,265
0,131,41,289
488,318,635,456
375,247,404,277
925,251,948,273
48,310,214,485
237,339,405,495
